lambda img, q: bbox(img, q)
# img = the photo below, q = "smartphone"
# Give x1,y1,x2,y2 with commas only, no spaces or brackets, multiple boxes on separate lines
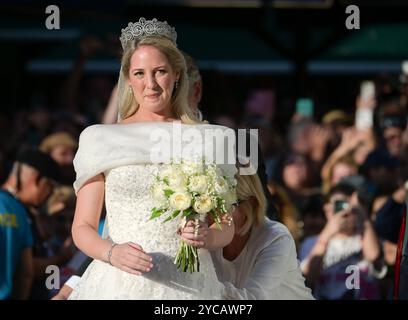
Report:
296,98,314,118
360,81,375,101
333,199,350,214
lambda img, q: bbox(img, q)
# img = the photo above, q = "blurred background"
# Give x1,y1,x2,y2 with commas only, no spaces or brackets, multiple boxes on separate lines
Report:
1,0,408,300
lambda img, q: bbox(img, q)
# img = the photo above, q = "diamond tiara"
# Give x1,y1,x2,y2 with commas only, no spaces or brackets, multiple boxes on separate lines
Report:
119,17,177,49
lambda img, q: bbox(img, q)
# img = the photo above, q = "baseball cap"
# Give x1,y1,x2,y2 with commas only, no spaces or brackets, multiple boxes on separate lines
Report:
16,148,61,183
380,115,407,131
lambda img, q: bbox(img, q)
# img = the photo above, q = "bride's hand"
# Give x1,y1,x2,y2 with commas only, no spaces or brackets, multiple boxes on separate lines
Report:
109,242,153,275
178,220,208,248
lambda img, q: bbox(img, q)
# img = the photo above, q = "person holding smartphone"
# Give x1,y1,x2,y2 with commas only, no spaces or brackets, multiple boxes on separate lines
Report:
299,183,386,299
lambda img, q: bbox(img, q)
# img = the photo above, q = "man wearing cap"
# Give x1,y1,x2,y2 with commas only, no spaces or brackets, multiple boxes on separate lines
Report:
0,149,59,299
380,114,406,158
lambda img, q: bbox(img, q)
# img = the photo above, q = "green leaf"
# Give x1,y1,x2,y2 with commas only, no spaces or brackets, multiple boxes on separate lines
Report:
183,207,194,217
150,207,165,220
163,178,170,186
163,210,180,222
164,189,175,198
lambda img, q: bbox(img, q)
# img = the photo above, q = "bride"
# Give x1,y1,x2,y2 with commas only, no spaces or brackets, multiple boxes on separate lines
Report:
68,18,237,299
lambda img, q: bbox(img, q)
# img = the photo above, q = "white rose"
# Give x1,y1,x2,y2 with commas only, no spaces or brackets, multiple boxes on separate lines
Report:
167,171,188,191
188,175,209,194
169,192,192,211
193,195,215,214
214,177,229,195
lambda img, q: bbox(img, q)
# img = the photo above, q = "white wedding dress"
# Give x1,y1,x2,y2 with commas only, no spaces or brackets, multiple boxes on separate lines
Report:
68,122,237,300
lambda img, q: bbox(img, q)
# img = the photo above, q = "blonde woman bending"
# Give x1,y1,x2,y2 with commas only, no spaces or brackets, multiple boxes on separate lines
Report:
211,173,314,299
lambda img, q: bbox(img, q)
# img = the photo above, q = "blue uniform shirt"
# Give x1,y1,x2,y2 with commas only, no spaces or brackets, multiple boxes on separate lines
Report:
0,190,33,299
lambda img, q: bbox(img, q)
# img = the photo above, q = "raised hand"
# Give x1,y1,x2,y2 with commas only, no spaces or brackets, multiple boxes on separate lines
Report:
109,242,153,276
321,209,351,241
337,127,363,152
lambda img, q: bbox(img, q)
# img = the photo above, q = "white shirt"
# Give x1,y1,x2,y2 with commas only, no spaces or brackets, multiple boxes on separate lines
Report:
211,219,314,300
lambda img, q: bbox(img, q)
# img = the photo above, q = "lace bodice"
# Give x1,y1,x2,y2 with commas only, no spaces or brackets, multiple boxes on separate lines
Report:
104,164,182,253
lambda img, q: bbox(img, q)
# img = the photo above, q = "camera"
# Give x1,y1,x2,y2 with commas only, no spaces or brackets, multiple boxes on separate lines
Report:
333,199,350,214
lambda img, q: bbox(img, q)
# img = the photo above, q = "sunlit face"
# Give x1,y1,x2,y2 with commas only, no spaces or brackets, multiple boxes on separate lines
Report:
50,145,75,166
282,156,308,190
233,197,256,235
128,45,179,115
331,162,357,186
233,200,248,231
26,173,54,207
383,127,403,156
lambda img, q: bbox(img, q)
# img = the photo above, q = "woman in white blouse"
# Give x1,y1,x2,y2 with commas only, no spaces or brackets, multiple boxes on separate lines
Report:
211,173,314,300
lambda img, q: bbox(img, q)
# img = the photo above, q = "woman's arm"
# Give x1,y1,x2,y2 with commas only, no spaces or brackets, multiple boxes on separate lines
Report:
71,174,111,261
361,218,382,263
301,235,330,289
51,283,74,300
71,174,153,275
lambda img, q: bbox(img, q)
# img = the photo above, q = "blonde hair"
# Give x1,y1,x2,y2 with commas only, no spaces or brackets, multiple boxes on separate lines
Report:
235,174,267,235
40,132,78,154
323,153,358,194
118,36,201,124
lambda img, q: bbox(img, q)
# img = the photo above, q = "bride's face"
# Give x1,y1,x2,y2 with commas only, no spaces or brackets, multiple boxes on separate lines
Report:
128,45,179,115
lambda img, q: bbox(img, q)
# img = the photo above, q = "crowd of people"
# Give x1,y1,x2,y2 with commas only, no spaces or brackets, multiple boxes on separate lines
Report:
1,17,407,300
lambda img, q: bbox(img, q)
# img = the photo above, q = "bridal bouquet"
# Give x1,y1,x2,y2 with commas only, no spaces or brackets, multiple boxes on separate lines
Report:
149,159,237,273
